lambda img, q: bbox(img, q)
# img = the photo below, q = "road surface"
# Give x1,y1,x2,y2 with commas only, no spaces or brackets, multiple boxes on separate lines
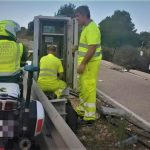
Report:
98,63,150,122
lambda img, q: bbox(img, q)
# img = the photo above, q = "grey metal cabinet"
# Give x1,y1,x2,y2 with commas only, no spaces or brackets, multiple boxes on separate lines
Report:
33,16,78,89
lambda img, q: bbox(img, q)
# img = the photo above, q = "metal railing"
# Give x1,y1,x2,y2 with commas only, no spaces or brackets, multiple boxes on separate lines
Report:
29,79,86,150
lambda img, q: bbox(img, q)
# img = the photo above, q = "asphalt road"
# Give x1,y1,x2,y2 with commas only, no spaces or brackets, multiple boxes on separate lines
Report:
98,63,150,122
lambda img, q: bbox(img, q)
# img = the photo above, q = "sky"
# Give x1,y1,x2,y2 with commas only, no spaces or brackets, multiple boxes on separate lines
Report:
0,1,150,33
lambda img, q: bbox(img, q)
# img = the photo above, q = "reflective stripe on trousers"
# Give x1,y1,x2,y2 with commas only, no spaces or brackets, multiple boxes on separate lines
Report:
84,102,96,108
75,59,101,121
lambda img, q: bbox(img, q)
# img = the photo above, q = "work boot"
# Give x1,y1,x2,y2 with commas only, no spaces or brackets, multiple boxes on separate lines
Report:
73,110,84,120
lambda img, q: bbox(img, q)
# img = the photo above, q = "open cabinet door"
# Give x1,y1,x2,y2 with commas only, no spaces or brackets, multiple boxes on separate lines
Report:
33,16,70,80
33,16,78,89
33,16,40,79
33,17,39,68
66,18,78,89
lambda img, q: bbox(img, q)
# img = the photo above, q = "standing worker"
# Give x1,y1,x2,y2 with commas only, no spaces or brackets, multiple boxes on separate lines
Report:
0,20,27,83
37,45,66,98
74,6,102,124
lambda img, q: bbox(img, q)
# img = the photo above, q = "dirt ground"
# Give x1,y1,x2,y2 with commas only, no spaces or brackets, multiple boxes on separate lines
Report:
76,117,147,150
69,96,149,150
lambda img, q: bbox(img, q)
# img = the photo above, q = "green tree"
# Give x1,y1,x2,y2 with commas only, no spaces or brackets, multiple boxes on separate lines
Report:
99,10,140,48
26,3,76,36
17,27,27,38
27,21,34,36
55,3,76,17
113,45,138,71
140,32,150,48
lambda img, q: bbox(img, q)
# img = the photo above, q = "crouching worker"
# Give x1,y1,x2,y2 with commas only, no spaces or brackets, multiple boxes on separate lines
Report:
37,45,66,98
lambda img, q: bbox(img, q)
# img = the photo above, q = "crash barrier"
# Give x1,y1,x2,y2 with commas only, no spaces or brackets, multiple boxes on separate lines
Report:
25,77,86,150
97,89,150,132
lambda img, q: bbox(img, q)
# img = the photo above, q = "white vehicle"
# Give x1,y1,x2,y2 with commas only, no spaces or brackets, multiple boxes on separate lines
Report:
0,65,44,150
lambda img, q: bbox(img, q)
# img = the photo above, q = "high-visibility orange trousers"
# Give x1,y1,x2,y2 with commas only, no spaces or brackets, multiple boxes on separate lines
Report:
76,59,101,121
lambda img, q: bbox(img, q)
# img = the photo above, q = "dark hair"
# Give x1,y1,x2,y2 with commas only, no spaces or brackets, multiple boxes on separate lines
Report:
75,6,90,19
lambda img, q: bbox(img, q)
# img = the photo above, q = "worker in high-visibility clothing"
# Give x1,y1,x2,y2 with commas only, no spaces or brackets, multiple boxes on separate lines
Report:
0,20,27,83
37,45,67,98
74,6,102,124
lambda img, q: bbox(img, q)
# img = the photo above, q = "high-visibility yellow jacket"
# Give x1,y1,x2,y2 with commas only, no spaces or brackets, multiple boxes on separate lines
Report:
0,40,23,76
38,54,64,87
78,21,102,64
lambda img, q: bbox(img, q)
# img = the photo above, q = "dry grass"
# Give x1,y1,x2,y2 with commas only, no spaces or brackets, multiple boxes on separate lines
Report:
69,96,146,150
